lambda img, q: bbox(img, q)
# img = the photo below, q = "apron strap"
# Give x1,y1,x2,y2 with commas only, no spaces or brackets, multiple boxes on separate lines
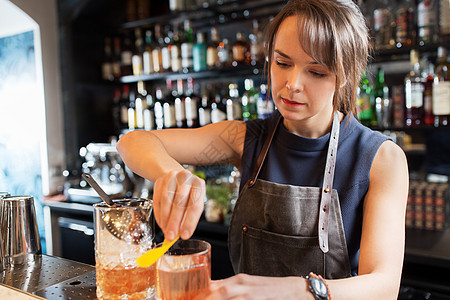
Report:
248,113,282,188
318,111,341,253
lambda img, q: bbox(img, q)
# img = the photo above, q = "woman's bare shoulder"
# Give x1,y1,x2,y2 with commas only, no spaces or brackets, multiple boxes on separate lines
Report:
369,140,409,192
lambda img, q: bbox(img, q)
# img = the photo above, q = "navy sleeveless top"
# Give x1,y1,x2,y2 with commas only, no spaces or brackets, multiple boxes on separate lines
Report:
240,110,390,275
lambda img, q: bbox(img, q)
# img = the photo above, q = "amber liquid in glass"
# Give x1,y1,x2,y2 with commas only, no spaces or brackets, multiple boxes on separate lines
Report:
157,263,210,300
96,263,156,299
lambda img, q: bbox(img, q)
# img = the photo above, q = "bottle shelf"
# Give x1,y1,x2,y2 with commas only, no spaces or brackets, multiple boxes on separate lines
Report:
118,63,266,83
371,125,450,132
373,41,450,62
120,0,286,30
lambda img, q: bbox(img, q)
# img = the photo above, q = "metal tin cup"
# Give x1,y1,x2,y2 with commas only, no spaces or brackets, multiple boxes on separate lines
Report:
0,192,10,271
0,195,42,265
94,198,156,299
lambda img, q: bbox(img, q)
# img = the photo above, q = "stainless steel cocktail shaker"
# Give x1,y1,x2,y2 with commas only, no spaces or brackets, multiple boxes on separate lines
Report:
0,195,41,265
0,191,10,271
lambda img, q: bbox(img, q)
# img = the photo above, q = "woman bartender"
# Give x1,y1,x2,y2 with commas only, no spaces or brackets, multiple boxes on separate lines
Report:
116,0,409,298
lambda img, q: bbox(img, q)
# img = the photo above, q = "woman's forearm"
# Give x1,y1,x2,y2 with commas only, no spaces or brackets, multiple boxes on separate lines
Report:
326,272,400,300
116,130,185,182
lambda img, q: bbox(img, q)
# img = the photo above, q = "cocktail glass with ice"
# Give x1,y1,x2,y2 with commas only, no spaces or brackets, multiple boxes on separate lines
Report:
156,239,211,300
94,199,155,299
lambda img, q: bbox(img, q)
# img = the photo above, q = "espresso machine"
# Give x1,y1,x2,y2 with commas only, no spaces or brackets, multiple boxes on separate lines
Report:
65,142,138,204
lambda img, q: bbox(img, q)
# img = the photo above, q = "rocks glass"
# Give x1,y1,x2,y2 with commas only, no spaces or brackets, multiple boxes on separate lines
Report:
156,239,211,300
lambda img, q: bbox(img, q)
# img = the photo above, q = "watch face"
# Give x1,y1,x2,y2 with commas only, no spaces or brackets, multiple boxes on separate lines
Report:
311,277,328,297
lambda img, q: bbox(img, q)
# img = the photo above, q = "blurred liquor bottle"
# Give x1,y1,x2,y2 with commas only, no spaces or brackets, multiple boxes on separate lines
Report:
422,56,436,125
161,25,173,72
357,70,372,126
169,0,185,12
101,37,114,81
128,89,137,130
249,19,264,66
226,83,242,121
211,89,227,123
126,0,137,22
371,67,390,128
120,31,134,76
143,86,155,131
132,28,144,76
185,77,200,128
440,0,450,40
120,85,130,130
207,27,221,69
241,79,258,121
135,81,148,129
218,38,232,68
199,84,212,127
395,0,416,47
171,23,182,72
152,24,164,73
142,29,155,75
232,32,250,67
112,36,122,79
417,0,438,45
433,47,450,127
181,20,194,71
126,0,150,21
136,0,150,20
391,85,405,128
257,84,274,119
373,0,395,49
193,32,207,72
154,87,165,130
405,49,424,127
112,87,122,133
163,79,177,128
175,79,187,128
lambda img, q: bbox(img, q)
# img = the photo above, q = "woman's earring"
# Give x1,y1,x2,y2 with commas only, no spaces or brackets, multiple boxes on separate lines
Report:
286,84,290,90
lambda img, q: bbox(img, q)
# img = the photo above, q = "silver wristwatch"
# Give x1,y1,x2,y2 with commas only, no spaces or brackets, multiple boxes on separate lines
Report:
306,273,329,300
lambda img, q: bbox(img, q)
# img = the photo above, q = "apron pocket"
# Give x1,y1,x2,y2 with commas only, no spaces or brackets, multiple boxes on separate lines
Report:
240,225,325,277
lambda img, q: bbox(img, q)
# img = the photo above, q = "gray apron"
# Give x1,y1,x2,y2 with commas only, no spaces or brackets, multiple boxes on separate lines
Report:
228,112,352,279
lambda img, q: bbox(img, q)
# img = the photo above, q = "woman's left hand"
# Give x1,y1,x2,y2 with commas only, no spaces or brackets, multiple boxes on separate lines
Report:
196,273,312,300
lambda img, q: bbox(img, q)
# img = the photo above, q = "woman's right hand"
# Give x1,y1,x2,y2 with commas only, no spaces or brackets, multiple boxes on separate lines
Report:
152,169,206,241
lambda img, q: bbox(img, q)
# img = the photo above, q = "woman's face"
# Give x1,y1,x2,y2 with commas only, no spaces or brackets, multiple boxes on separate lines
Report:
270,16,337,137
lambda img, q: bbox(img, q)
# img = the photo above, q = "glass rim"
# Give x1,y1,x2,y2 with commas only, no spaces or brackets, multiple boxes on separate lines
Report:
93,198,152,209
158,239,211,257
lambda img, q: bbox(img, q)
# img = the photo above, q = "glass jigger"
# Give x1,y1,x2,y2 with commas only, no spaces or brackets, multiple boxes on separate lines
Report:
94,199,155,299
156,239,211,300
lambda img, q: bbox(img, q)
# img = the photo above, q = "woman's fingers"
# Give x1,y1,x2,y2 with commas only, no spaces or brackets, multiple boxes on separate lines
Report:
153,170,177,234
165,170,193,240
180,177,205,239
153,170,205,241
